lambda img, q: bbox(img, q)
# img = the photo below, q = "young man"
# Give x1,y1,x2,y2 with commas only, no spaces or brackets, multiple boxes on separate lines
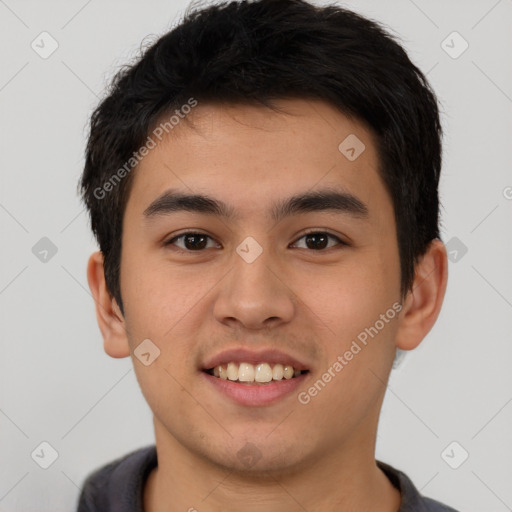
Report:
78,0,456,510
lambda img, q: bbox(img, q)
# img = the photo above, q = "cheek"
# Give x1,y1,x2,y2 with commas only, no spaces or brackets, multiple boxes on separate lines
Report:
121,253,219,392
121,251,205,336
296,254,397,335
295,251,401,410
300,266,400,428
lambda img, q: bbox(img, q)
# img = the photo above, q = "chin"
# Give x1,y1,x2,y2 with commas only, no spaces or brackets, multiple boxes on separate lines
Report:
201,435,312,477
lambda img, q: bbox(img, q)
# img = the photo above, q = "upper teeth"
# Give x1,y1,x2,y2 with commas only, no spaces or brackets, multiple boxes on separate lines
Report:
212,362,302,383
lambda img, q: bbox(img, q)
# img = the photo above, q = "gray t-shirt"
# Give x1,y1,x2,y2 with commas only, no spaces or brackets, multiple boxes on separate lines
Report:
76,445,459,511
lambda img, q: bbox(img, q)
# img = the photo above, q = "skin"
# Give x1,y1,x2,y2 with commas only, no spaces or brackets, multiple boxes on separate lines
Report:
88,98,448,512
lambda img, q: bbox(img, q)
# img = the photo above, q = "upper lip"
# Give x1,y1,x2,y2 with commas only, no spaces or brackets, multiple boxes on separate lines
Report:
202,348,310,371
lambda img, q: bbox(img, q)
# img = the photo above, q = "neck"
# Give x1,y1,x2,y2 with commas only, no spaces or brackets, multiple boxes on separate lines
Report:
144,416,401,512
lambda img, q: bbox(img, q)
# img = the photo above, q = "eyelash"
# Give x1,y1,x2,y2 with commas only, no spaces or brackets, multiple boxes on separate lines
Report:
164,229,348,253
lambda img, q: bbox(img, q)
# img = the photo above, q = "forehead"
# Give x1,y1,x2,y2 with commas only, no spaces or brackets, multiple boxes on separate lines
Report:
125,98,391,225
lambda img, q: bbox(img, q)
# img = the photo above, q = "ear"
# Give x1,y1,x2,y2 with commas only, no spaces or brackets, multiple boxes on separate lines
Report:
395,238,448,351
87,251,130,358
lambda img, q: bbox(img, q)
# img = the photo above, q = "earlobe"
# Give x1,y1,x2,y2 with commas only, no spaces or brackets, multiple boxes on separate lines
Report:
395,238,448,351
86,251,131,358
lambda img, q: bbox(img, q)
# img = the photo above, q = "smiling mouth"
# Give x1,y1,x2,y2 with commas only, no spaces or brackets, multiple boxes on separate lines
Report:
205,362,309,384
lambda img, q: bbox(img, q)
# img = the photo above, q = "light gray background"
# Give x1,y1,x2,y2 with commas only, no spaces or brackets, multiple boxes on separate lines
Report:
0,0,511,510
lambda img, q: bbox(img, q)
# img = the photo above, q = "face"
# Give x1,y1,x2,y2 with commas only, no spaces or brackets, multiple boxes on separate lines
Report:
118,98,403,472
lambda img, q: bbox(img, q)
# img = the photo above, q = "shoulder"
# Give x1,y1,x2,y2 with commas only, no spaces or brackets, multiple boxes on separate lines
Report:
376,460,460,512
421,496,460,511
76,445,157,512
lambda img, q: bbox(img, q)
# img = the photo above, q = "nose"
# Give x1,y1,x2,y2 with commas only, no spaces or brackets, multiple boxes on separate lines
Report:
213,245,296,331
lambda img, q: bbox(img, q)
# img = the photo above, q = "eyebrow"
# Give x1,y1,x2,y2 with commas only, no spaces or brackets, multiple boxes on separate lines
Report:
143,187,369,223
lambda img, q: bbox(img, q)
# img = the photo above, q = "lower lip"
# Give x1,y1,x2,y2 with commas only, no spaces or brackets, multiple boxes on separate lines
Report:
202,371,308,407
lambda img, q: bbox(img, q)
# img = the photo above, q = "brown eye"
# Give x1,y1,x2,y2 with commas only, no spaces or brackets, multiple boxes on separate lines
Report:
166,232,219,251
291,232,346,251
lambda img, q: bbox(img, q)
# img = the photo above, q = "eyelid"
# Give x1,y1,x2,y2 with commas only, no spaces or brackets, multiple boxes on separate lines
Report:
290,229,348,249
164,230,220,250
